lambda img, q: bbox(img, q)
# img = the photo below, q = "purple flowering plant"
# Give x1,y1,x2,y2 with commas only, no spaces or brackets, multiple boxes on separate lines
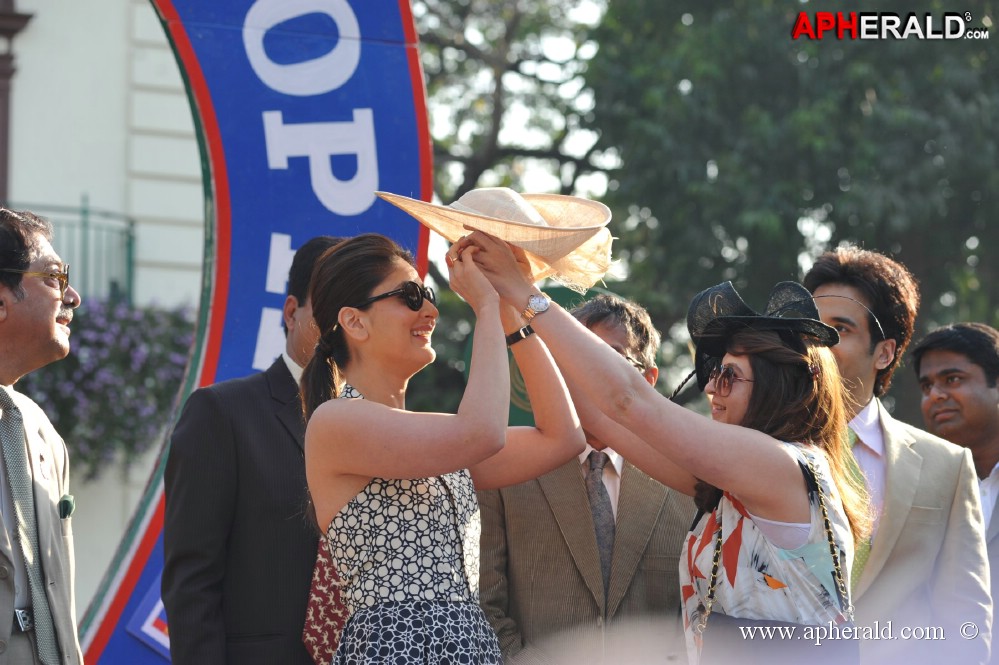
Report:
19,299,195,479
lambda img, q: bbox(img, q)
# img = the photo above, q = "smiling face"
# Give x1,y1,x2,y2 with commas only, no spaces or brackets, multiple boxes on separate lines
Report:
358,259,438,372
919,349,999,452
0,234,81,383
705,353,753,426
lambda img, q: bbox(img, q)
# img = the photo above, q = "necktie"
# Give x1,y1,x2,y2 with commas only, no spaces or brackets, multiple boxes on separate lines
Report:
585,451,615,601
846,429,872,593
302,537,348,665
0,390,60,664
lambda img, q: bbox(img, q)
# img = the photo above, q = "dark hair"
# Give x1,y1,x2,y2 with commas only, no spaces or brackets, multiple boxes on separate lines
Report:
696,328,869,542
300,233,415,419
571,294,660,370
284,235,343,334
802,245,920,396
0,208,54,300
912,323,999,388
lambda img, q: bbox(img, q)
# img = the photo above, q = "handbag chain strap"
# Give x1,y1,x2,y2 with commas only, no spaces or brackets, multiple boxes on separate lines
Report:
693,452,854,636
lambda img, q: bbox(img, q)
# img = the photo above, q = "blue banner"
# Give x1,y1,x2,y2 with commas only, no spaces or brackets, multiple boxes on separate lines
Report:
80,1,431,661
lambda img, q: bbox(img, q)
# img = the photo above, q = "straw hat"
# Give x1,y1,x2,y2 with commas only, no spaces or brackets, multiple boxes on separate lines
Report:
377,188,613,292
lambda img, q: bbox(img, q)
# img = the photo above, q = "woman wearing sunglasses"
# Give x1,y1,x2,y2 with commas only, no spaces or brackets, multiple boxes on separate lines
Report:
300,233,584,664
459,232,869,665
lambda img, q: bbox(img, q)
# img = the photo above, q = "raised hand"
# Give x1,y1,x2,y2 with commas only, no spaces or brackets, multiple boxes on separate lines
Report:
455,231,535,302
446,242,499,315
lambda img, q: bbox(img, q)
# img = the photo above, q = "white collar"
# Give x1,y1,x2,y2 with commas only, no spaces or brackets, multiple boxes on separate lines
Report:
849,398,886,456
281,350,304,383
578,445,624,475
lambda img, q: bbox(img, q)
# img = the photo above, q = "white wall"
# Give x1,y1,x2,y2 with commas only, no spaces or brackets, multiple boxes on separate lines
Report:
10,0,205,609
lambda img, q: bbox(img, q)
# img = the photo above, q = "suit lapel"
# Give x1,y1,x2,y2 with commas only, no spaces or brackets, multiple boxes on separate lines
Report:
538,460,606,609
606,462,668,617
23,406,57,581
267,358,306,450
856,403,921,598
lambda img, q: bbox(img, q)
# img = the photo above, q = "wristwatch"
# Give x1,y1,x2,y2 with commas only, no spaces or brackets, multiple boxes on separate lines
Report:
521,292,551,322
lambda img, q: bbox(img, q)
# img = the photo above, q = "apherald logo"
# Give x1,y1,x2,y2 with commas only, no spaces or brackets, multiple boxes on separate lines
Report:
792,12,989,40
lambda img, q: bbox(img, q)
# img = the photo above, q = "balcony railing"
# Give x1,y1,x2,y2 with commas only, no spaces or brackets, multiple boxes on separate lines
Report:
2,196,136,304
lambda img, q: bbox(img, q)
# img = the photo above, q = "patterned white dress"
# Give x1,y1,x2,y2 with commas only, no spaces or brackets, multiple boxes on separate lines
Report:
679,443,855,665
327,385,501,664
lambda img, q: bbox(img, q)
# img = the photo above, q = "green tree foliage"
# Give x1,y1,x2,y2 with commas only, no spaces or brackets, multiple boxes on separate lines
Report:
584,0,997,415
414,0,607,201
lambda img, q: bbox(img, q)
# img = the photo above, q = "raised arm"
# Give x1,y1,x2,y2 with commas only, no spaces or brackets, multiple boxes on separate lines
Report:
470,302,585,490
306,249,512,523
462,232,808,521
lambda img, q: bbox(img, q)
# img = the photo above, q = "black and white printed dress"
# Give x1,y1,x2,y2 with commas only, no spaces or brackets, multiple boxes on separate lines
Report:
327,385,501,664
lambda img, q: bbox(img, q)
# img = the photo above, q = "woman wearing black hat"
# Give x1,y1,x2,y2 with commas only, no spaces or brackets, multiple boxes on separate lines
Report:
458,233,869,665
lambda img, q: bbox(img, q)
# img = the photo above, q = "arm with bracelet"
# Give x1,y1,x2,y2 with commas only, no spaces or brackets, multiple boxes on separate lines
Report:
469,297,585,489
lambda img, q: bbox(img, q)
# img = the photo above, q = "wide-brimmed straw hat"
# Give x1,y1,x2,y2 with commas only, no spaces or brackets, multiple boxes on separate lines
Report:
377,188,613,292
687,281,839,390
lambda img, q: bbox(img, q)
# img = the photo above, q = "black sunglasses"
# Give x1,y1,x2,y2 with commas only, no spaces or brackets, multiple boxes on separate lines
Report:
707,364,754,397
354,281,436,312
0,264,70,299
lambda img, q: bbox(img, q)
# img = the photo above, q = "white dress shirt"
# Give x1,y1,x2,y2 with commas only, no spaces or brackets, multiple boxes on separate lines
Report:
849,398,887,536
978,460,999,530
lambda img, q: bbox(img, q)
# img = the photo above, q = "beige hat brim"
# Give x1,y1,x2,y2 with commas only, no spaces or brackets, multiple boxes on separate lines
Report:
378,190,614,292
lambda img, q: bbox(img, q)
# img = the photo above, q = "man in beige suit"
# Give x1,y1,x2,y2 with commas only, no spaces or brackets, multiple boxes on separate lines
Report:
805,247,991,665
913,322,999,663
0,208,83,664
479,295,695,664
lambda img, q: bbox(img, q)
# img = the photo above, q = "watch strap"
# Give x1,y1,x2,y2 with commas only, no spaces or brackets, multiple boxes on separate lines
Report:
506,325,535,347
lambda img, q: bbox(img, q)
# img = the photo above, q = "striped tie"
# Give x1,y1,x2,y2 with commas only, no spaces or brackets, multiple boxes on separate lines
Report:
846,428,872,592
0,390,60,664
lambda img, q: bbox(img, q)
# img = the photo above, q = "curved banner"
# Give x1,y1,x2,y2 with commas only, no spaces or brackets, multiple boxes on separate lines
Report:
79,1,431,661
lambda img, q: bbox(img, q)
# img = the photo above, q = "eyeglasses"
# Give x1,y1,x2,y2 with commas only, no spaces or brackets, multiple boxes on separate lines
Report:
353,281,436,312
707,363,754,397
0,265,70,299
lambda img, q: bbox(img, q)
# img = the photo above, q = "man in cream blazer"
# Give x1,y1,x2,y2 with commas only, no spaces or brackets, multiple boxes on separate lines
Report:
0,208,84,664
807,247,991,665
479,295,695,664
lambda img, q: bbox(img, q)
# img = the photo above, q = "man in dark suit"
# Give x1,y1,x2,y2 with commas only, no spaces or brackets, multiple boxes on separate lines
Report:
0,207,83,664
162,235,341,665
479,294,695,664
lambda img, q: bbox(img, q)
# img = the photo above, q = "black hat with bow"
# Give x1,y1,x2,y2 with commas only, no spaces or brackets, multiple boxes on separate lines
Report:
686,281,839,391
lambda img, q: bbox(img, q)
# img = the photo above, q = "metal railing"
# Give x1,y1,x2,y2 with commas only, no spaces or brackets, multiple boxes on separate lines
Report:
2,195,136,304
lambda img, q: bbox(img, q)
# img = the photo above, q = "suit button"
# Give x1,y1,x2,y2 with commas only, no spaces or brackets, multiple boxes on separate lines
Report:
0,566,8,579
0,639,7,653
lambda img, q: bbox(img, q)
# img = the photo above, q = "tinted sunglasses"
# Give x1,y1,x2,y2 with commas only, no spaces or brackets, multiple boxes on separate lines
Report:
0,264,70,299
707,363,754,397
354,281,436,312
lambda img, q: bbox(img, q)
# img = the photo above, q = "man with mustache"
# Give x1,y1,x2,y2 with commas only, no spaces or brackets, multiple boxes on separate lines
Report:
0,207,83,664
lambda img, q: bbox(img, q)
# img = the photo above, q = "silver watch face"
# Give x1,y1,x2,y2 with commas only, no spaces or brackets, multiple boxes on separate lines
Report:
528,294,550,313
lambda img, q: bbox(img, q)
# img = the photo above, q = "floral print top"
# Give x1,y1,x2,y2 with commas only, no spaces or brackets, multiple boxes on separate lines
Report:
679,442,855,665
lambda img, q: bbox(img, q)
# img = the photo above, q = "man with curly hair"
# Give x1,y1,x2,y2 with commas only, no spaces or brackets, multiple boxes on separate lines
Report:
805,246,991,665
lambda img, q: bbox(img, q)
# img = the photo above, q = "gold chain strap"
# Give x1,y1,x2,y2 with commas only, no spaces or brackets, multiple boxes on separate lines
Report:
693,451,854,636
804,453,854,622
